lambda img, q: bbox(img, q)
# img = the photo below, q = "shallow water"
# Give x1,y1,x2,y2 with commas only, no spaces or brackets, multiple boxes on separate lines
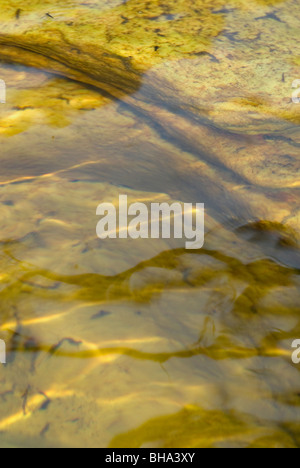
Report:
0,0,300,448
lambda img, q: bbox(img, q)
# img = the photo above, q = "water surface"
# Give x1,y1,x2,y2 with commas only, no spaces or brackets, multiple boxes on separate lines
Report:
0,0,300,448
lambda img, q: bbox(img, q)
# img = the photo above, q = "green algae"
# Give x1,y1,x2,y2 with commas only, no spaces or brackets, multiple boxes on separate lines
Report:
0,233,299,446
1,1,300,191
1,233,298,307
0,0,299,132
109,405,297,448
1,230,299,364
0,0,224,79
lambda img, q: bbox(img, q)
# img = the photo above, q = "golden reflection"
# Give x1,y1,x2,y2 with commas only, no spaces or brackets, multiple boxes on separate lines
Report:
0,234,299,447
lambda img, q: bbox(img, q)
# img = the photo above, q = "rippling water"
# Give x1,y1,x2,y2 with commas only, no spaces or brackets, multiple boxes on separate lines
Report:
0,0,300,448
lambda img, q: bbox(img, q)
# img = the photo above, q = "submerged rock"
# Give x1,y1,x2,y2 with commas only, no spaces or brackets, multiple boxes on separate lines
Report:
0,0,299,123
0,0,299,198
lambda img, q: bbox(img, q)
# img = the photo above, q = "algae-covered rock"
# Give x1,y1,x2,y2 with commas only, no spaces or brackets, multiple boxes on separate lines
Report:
0,0,225,96
0,0,298,126
0,0,299,191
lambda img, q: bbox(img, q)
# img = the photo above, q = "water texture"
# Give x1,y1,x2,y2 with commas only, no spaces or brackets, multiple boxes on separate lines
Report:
0,0,299,448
